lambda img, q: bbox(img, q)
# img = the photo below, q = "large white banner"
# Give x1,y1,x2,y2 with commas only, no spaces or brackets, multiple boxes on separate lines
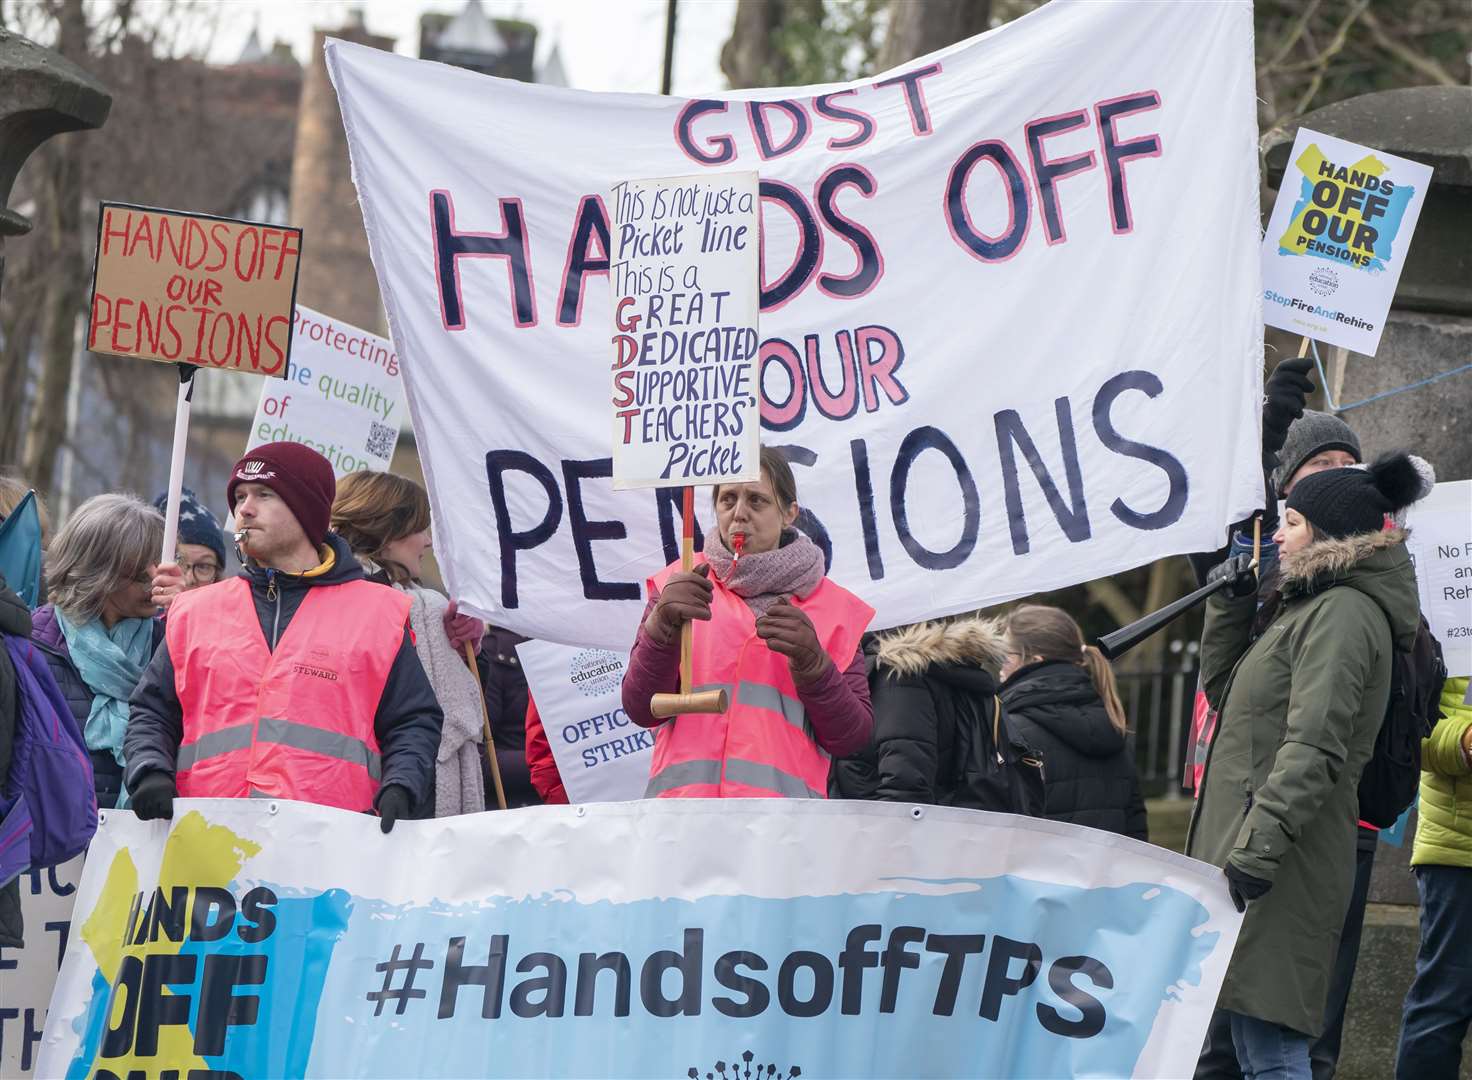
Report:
329,0,1264,649
38,800,1241,1078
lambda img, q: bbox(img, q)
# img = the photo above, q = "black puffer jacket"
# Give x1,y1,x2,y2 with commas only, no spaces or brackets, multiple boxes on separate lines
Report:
125,534,443,811
30,603,164,811
476,626,540,808
1001,660,1148,840
0,573,31,947
833,616,1030,809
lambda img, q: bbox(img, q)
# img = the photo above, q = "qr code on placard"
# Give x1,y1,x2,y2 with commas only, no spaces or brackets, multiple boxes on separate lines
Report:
365,421,395,459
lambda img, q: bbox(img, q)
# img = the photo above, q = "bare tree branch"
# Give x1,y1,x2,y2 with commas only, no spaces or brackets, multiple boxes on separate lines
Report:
1362,8,1462,86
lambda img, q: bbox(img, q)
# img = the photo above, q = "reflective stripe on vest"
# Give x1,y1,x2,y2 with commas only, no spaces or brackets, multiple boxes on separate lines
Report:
176,717,382,780
167,575,408,811
643,555,874,800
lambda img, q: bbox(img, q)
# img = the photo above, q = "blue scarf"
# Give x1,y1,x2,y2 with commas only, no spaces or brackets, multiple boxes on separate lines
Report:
55,609,154,777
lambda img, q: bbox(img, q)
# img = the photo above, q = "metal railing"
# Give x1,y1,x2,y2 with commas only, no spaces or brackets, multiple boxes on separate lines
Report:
1117,639,1200,798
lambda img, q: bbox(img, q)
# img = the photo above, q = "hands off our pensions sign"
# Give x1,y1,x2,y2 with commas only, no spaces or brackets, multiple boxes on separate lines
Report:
87,203,303,376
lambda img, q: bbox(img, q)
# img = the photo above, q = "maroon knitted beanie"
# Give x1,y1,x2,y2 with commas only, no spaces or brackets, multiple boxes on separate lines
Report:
226,442,336,546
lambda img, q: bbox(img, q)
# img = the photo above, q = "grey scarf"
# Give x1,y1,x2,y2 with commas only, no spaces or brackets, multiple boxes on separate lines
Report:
702,528,825,617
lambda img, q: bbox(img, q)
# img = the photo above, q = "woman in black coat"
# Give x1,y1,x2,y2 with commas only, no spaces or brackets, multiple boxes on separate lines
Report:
1000,605,1148,841
832,615,1037,811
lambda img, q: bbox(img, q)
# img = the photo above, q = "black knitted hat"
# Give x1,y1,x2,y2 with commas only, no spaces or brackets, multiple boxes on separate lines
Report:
1286,451,1423,539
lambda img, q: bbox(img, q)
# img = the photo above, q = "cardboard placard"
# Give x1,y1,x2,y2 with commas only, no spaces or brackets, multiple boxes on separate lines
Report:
1261,129,1432,356
610,172,760,490
87,203,303,375
246,306,405,477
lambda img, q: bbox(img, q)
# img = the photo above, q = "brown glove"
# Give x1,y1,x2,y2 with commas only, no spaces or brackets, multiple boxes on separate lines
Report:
645,563,713,646
755,598,829,686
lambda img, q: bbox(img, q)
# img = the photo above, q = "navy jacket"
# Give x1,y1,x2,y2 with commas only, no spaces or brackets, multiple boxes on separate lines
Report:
125,534,442,810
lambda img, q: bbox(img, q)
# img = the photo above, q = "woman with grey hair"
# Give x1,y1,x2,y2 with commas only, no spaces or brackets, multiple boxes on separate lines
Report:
30,493,181,808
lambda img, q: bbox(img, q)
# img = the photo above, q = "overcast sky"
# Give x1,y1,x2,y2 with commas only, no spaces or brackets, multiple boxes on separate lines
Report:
210,0,738,95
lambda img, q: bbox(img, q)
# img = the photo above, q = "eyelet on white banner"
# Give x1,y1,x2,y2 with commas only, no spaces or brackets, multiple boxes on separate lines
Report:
269,802,279,815
98,811,107,826
575,806,587,817
910,806,925,820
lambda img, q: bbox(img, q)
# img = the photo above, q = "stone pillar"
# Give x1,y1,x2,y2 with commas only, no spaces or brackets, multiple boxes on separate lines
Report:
1262,85,1472,1079
289,25,394,334
0,29,110,299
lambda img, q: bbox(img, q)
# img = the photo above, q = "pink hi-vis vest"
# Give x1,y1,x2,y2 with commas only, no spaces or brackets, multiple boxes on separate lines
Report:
644,555,874,799
167,576,410,811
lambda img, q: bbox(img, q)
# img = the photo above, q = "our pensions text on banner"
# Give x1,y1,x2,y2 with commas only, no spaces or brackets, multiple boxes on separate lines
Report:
328,0,1265,649
246,306,406,478
515,639,648,802
38,800,1242,1078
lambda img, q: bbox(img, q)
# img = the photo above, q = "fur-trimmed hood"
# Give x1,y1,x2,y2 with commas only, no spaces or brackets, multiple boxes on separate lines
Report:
1280,526,1405,586
1280,526,1420,651
873,615,1007,678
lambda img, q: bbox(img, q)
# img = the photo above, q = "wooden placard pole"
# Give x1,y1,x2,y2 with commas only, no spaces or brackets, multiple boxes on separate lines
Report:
465,641,509,811
649,486,728,719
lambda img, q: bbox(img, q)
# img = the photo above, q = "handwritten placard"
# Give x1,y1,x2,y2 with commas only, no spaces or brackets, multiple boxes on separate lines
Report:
609,172,760,490
87,203,303,375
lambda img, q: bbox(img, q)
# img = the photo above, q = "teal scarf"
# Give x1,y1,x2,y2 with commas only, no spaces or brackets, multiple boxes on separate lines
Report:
55,609,154,779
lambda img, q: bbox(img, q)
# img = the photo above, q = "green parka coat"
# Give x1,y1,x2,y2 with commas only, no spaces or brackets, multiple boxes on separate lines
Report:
1186,527,1419,1038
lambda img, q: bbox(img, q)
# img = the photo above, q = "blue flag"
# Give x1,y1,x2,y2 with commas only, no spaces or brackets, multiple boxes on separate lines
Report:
0,490,44,607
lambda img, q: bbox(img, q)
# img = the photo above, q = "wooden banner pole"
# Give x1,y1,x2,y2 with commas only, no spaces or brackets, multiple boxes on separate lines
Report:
649,485,728,718
466,641,509,811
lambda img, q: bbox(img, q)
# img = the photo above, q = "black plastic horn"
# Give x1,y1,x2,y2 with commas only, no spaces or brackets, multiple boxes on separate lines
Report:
1096,576,1233,661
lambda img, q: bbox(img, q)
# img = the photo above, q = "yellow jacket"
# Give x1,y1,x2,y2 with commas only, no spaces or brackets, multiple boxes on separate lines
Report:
1412,677,1472,868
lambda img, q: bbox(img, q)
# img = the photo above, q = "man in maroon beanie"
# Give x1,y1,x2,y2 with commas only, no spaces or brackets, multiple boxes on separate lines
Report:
124,442,443,832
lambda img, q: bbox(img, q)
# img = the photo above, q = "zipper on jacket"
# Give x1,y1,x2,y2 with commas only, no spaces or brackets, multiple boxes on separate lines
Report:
267,570,282,650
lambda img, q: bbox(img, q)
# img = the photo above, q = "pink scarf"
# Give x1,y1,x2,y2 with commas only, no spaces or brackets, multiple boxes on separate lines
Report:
702,528,825,617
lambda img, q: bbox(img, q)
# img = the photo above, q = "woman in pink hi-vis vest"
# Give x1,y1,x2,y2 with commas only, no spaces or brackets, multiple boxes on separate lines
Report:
622,446,875,799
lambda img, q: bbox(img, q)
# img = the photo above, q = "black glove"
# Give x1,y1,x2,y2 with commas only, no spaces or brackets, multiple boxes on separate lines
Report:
1224,862,1272,913
377,784,412,834
131,771,177,821
1207,553,1257,599
1262,356,1314,457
